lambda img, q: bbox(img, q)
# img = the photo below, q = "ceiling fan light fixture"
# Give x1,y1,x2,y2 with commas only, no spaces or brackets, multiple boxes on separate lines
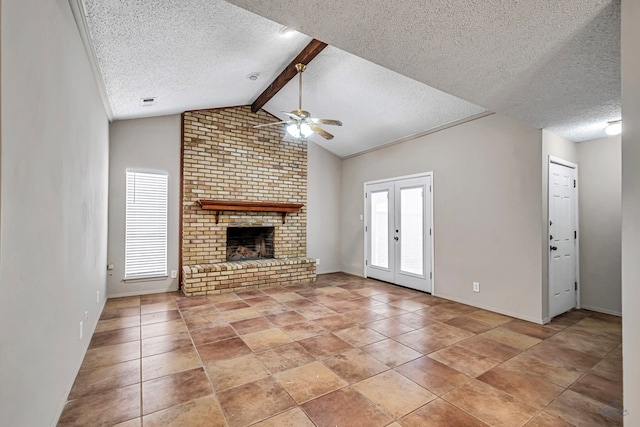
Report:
286,122,313,139
605,120,622,136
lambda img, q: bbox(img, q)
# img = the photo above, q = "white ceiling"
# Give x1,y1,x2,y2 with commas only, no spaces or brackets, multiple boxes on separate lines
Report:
79,0,620,157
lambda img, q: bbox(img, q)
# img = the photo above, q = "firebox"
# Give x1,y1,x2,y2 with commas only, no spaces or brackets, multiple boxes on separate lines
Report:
226,226,275,261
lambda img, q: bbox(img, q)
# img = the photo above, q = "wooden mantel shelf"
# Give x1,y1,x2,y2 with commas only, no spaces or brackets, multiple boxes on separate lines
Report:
198,199,304,224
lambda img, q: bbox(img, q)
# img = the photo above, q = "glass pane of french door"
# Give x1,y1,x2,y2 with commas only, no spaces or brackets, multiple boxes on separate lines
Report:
399,186,424,275
370,190,389,269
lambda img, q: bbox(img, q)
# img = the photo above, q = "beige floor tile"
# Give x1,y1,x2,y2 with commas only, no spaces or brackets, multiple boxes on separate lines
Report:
141,301,178,314
69,359,140,400
58,383,141,427
480,327,542,350
142,368,213,415
428,346,499,377
80,341,140,371
444,379,539,427
112,417,141,427
220,307,261,322
477,365,564,409
141,319,187,339
353,370,436,418
302,387,392,427
217,377,296,427
205,353,270,391
524,411,574,427
280,320,328,341
395,356,471,396
362,339,422,367
322,348,389,384
105,297,141,309
95,316,140,333
142,395,227,427
141,310,182,325
453,335,521,362
501,352,585,388
257,342,316,374
333,325,386,347
251,407,314,427
401,398,488,427
142,346,202,381
142,332,193,357
546,389,623,426
298,333,355,357
275,361,347,403
241,328,293,352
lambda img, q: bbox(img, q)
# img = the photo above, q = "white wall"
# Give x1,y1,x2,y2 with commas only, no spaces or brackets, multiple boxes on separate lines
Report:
307,141,342,273
622,0,640,420
576,136,621,315
108,115,181,296
541,130,578,321
0,0,109,425
341,114,544,322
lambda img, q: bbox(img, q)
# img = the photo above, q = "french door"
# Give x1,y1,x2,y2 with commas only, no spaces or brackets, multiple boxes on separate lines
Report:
365,174,432,293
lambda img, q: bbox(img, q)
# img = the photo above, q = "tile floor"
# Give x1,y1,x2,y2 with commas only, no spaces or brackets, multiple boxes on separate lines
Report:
58,273,623,426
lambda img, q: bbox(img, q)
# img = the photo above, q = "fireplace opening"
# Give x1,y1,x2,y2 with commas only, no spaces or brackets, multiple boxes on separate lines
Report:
226,226,275,261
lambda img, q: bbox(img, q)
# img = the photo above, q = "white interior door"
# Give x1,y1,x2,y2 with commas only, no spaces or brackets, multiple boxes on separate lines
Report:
549,160,578,318
366,174,432,293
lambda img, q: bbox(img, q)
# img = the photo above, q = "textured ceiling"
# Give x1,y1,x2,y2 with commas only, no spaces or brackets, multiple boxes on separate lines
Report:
226,0,621,143
262,47,487,157
81,0,313,119
80,0,620,157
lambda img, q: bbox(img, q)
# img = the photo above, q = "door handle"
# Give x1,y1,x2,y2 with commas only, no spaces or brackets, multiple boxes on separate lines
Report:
550,246,558,251
394,236,399,241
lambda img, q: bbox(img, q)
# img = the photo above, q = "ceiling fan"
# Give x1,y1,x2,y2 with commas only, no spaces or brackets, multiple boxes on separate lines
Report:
254,63,342,140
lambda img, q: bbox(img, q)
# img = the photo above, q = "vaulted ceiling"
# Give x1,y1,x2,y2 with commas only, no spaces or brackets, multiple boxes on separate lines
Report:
78,0,620,157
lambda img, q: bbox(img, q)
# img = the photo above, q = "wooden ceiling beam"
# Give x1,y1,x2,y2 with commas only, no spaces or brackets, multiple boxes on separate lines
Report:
251,38,328,113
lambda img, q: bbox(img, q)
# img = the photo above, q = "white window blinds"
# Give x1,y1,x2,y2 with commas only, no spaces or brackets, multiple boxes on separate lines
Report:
125,170,168,279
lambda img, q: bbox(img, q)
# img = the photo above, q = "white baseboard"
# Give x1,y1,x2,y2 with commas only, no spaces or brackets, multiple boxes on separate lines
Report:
108,286,179,299
580,305,622,317
434,293,545,324
52,296,107,426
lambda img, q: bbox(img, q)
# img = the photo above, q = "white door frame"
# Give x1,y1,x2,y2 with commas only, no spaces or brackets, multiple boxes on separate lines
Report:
548,156,580,317
363,172,435,295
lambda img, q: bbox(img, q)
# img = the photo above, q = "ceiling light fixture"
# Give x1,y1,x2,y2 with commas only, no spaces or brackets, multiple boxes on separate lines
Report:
279,26,296,37
247,72,260,81
605,120,622,136
286,122,313,139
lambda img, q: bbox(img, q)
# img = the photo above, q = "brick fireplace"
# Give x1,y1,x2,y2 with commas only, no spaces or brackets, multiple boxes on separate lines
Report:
180,106,316,295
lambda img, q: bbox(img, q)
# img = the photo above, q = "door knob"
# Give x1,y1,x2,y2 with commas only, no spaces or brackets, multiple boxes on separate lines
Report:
394,236,399,241
550,246,558,251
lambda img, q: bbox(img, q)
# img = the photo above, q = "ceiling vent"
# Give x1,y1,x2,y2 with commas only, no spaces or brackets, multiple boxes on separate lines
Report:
140,97,156,106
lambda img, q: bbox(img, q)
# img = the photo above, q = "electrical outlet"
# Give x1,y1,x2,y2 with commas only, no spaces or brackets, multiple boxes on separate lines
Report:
316,258,320,266
84,310,89,321
171,270,177,279
473,282,480,293
96,290,100,304
79,321,83,340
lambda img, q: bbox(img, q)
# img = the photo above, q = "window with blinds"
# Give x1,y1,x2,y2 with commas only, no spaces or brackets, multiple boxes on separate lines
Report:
125,170,168,280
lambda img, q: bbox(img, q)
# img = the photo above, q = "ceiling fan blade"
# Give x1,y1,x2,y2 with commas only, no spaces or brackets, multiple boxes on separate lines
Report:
253,121,290,128
282,111,303,120
309,123,334,140
312,118,342,126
